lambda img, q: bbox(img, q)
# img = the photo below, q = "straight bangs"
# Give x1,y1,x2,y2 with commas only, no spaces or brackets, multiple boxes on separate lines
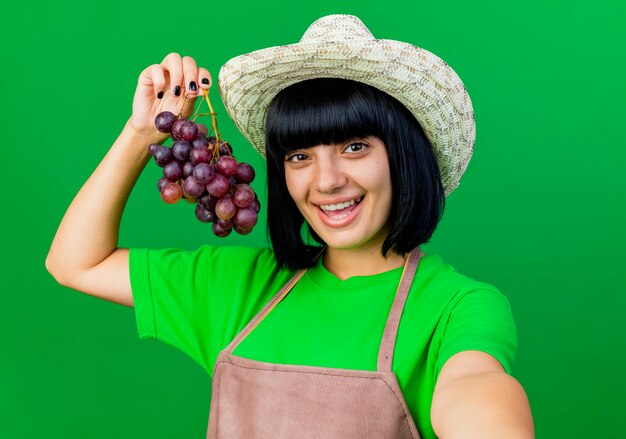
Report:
265,78,385,163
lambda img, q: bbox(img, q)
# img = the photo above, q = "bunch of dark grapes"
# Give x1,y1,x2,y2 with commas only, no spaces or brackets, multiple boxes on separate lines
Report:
148,110,259,237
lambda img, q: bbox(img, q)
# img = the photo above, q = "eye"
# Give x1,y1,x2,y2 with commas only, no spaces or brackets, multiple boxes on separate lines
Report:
285,152,309,162
343,142,368,154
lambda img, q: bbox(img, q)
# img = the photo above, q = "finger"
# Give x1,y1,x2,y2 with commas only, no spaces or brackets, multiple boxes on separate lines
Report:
198,67,213,89
147,64,167,99
181,95,198,118
160,52,183,97
182,56,199,97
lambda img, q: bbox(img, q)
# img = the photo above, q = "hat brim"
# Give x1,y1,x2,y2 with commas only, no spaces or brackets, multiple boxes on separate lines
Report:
218,39,475,196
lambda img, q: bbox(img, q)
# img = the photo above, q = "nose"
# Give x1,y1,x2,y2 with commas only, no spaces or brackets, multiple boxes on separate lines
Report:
313,150,348,193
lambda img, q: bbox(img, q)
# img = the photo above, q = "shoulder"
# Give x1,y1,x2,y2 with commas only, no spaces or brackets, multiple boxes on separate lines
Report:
412,254,517,374
412,253,510,307
401,252,515,339
130,244,279,269
129,245,293,290
415,253,515,337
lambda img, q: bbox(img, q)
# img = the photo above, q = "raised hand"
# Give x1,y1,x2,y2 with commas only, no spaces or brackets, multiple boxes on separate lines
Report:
129,53,212,142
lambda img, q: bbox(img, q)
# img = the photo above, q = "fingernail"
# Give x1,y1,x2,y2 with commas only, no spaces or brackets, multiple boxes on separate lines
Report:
174,85,181,96
189,81,197,91
157,91,164,99
202,78,209,85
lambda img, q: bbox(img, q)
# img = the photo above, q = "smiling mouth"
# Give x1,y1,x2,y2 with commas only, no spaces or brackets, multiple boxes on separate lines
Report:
318,197,363,219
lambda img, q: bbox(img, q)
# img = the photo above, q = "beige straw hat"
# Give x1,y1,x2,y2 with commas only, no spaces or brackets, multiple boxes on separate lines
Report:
218,14,475,196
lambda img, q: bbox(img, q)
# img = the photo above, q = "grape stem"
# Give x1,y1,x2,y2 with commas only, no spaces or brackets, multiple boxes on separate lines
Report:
191,94,205,121
203,88,222,143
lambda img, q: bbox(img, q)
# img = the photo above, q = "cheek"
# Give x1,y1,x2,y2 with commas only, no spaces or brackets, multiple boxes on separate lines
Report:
365,160,392,193
284,169,302,202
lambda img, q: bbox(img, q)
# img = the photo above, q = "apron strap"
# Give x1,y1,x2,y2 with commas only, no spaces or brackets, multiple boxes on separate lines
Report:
226,245,423,372
225,248,324,353
225,268,306,353
377,247,423,372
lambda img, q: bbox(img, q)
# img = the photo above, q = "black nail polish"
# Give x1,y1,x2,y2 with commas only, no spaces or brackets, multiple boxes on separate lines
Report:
157,91,164,99
174,85,181,96
202,78,209,85
189,81,197,91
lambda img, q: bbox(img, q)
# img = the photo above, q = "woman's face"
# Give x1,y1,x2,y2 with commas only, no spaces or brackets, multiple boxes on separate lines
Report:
284,136,393,252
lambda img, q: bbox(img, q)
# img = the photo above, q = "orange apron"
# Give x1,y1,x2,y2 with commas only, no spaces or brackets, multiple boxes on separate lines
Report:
206,247,423,438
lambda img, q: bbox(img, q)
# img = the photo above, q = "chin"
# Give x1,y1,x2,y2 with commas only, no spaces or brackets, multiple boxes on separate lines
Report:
312,229,387,253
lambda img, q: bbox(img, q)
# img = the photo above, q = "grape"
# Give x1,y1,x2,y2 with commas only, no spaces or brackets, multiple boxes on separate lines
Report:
148,143,160,156
182,161,194,178
197,123,209,138
215,196,237,220
180,121,199,141
155,111,177,133
216,218,233,229
206,173,230,198
234,207,258,229
163,161,183,181
233,184,255,208
148,102,260,238
234,225,253,235
190,146,212,165
235,163,255,184
193,163,214,184
195,204,215,223
182,176,205,198
161,182,183,204
154,145,173,167
198,192,218,210
172,141,192,161
216,156,238,177
172,119,198,142
157,176,171,192
192,136,209,148
171,119,184,140
212,221,232,237
219,142,233,156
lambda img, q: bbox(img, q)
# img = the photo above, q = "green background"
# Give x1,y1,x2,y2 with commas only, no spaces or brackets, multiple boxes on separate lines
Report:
1,0,625,437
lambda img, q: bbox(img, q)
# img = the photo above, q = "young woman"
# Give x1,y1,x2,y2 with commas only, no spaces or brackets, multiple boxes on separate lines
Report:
46,14,533,439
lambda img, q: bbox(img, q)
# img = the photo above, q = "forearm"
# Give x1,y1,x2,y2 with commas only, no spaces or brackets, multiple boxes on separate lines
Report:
431,372,534,439
46,122,156,280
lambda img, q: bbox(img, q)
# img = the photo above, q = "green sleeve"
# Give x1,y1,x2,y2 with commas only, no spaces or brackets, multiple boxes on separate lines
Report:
434,288,518,378
128,245,293,374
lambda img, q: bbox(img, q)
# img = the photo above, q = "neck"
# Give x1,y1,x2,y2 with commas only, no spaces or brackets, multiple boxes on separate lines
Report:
322,245,407,280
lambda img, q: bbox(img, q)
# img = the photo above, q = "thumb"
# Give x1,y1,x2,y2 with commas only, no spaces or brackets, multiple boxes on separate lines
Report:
181,94,199,119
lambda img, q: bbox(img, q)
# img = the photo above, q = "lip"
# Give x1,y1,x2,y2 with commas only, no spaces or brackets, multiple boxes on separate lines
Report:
314,196,364,228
